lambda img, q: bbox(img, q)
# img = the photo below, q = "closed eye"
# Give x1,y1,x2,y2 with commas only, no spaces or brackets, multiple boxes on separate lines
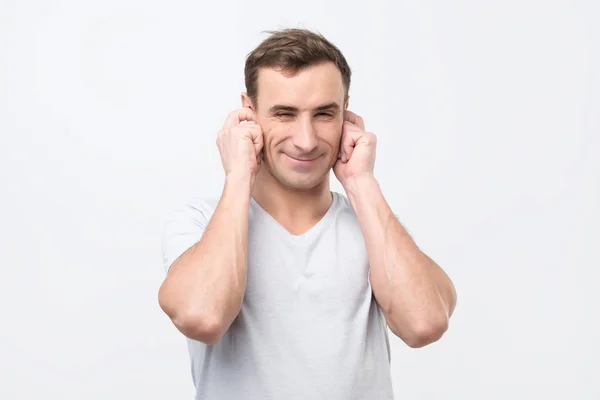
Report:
316,112,334,118
274,112,334,119
276,112,294,118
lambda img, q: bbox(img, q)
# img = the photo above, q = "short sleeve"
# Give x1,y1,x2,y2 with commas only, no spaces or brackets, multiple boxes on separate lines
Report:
161,199,211,273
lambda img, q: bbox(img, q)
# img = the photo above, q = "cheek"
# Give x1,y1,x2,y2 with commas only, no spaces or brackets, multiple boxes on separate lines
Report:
321,123,343,148
263,120,299,147
260,125,286,154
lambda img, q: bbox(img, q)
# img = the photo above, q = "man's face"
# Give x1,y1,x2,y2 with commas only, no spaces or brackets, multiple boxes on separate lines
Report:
244,62,346,191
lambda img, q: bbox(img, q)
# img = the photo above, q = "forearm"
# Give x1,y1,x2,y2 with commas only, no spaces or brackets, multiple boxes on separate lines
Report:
159,174,252,343
344,174,456,347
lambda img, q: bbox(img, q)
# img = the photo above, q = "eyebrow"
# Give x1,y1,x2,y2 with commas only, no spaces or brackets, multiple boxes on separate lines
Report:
268,102,340,114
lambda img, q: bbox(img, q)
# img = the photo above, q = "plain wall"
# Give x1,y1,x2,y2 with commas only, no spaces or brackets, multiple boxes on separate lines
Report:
1,0,599,398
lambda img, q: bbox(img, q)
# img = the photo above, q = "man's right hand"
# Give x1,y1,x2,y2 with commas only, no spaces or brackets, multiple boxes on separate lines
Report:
216,108,264,183
161,108,260,345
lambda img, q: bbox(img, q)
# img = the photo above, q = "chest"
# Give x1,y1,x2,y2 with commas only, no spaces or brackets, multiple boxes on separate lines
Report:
243,212,372,319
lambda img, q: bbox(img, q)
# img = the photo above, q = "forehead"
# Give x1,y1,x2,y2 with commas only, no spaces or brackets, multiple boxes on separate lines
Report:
256,62,345,110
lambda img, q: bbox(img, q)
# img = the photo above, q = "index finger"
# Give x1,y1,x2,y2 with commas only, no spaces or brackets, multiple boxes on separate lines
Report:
223,107,255,129
344,110,365,130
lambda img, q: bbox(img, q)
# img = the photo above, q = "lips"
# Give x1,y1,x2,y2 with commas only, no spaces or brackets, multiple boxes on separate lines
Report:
285,154,319,162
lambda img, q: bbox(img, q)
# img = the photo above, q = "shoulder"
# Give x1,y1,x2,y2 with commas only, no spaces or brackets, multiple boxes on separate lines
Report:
160,196,219,272
330,191,361,230
332,191,353,213
164,196,219,226
332,191,401,221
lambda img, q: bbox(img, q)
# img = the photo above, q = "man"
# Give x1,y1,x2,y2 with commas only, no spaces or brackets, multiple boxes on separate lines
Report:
159,28,457,400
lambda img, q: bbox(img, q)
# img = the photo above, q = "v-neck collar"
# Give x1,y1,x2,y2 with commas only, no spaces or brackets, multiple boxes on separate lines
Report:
250,192,340,243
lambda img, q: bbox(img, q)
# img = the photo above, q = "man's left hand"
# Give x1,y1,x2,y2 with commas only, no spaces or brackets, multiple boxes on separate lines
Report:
333,110,377,187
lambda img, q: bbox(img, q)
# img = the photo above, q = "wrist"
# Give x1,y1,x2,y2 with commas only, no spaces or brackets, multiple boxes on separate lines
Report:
343,173,380,208
343,174,394,228
343,172,378,195
224,172,253,195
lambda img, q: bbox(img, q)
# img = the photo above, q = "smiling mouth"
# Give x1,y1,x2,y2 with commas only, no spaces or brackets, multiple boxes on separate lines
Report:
285,154,320,162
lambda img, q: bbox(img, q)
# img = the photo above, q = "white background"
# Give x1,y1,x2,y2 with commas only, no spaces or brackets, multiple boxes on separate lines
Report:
1,0,599,399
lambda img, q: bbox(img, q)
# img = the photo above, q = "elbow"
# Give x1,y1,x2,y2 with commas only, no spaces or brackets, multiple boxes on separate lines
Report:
172,312,225,345
406,322,448,348
392,315,449,349
158,289,226,345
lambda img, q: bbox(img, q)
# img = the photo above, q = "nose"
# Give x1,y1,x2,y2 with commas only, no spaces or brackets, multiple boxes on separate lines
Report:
291,116,318,154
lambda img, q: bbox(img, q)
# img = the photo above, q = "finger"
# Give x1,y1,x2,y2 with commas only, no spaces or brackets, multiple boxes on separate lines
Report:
245,124,263,145
251,127,264,154
230,122,262,142
341,140,354,163
223,107,255,130
340,123,358,162
344,110,365,130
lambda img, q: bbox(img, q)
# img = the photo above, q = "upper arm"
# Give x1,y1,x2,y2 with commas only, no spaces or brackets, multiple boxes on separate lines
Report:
161,200,211,273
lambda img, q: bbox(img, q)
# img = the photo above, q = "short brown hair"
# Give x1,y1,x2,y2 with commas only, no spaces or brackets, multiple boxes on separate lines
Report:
244,28,352,106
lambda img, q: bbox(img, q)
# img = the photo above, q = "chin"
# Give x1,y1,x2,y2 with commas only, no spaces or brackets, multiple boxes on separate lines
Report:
275,170,329,191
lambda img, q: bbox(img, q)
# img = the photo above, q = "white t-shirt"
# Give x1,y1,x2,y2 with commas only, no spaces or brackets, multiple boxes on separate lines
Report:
161,191,395,400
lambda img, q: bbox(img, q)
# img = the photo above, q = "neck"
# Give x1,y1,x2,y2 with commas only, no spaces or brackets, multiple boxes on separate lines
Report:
251,168,333,223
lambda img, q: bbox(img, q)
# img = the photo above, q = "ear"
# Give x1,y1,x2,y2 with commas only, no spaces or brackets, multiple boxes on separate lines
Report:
241,92,255,110
344,96,350,110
